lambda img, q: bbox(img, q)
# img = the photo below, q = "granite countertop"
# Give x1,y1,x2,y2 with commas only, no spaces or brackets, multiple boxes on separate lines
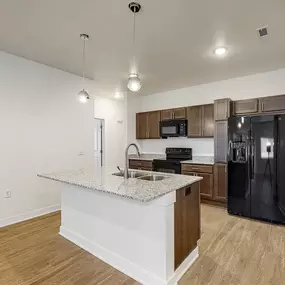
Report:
38,167,202,203
181,156,214,165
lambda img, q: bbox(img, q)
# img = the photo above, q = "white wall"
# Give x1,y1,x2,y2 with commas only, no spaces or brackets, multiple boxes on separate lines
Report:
0,52,97,226
128,68,285,155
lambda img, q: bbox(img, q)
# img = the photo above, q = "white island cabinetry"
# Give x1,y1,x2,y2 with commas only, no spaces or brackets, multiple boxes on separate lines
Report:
38,168,202,285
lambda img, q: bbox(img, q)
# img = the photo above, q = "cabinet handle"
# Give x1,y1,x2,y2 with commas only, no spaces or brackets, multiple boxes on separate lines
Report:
192,168,200,171
184,187,192,197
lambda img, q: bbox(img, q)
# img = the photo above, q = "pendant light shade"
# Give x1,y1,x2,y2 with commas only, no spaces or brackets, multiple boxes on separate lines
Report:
127,74,142,92
127,2,142,92
77,89,89,103
77,34,89,103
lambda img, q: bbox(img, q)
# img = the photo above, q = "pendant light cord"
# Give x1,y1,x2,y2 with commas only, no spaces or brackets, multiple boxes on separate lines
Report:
82,38,86,86
132,8,136,72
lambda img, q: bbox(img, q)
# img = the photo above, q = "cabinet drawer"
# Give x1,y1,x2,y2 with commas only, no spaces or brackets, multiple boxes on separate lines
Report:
129,159,153,169
181,164,213,174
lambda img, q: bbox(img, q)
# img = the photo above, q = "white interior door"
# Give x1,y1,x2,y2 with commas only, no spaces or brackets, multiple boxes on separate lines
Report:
94,118,104,167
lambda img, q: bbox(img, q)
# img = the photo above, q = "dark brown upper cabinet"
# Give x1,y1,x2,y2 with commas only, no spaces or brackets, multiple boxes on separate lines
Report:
187,104,214,137
173,108,187,119
161,108,186,121
202,104,214,137
233,99,258,115
259,95,285,113
148,111,161,139
136,111,160,139
161,109,173,121
136,112,148,139
187,106,202,137
214,99,231,121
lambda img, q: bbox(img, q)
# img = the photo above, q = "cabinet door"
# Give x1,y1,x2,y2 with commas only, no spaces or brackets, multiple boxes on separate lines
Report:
136,113,148,139
173,108,186,119
202,104,214,137
174,182,200,269
187,106,202,137
196,173,213,199
214,99,231,121
214,163,228,202
161,109,173,121
259,95,285,113
147,111,161,139
214,121,228,163
234,99,258,115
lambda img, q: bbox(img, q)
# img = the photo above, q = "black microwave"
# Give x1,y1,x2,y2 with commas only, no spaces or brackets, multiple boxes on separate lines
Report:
160,119,188,138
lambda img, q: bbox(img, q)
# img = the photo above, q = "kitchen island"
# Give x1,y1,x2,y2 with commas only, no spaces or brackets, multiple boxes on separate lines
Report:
38,167,202,285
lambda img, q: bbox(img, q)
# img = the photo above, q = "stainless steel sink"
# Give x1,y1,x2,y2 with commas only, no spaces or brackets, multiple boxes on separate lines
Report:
137,175,170,181
112,171,147,178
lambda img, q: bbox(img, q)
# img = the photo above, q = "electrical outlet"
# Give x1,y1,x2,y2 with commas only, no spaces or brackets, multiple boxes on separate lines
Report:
4,189,11,199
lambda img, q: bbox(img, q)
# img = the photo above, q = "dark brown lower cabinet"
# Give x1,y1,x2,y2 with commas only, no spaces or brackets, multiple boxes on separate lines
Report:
174,182,200,269
129,159,153,171
181,163,227,207
214,163,227,202
196,173,213,199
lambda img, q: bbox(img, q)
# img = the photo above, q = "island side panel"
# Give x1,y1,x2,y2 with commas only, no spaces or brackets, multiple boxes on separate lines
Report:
174,182,200,270
59,184,176,285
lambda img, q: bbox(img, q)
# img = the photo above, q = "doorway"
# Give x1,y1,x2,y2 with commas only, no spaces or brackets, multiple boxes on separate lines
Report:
94,118,105,167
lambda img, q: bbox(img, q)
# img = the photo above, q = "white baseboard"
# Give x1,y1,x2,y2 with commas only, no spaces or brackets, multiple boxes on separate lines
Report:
60,226,199,285
0,204,61,228
167,247,199,285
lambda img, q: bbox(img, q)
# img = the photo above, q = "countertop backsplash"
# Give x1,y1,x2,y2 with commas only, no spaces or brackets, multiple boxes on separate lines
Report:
137,137,214,157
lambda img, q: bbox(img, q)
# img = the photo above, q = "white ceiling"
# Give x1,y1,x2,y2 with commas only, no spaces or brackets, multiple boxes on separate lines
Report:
1,0,285,97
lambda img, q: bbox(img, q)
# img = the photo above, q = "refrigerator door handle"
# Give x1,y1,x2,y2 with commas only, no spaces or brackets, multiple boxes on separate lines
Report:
250,140,255,179
228,140,233,161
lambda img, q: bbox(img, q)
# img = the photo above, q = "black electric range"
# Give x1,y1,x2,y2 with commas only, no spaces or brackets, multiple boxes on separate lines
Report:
153,148,192,174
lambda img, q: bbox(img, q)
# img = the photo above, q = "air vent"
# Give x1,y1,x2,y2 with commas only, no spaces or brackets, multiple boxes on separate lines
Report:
257,26,268,37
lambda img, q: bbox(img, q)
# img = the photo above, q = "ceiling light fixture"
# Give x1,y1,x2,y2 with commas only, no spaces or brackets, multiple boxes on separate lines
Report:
214,47,227,56
127,2,142,92
77,34,90,103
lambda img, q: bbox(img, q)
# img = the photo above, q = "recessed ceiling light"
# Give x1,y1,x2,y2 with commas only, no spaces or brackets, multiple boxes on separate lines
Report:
214,47,227,56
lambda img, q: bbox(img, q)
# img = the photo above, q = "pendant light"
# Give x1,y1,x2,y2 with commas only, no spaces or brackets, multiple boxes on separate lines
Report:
77,34,90,103
127,2,142,92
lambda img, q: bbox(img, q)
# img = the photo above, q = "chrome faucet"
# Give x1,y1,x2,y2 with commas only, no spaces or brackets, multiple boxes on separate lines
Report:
125,143,141,179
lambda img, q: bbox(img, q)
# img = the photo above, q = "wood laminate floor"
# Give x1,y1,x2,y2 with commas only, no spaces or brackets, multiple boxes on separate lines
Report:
1,205,285,285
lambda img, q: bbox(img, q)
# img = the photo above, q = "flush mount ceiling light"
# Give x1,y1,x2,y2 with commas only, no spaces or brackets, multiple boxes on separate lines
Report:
77,34,90,103
214,46,227,56
127,2,142,92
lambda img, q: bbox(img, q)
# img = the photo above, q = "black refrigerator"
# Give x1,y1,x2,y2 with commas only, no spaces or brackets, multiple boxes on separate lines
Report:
228,115,285,224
